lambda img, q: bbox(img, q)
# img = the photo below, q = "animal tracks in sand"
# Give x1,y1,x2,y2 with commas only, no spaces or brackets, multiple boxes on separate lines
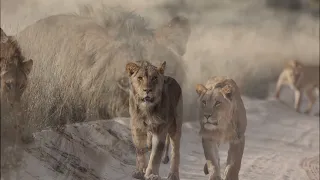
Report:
300,154,319,180
240,152,304,180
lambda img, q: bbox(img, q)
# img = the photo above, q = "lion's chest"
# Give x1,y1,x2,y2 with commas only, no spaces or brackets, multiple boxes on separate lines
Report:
132,113,172,134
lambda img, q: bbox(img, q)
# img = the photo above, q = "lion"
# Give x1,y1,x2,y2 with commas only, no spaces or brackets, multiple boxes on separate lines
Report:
0,28,34,144
275,59,319,115
14,5,190,128
195,76,247,180
126,60,182,180
0,28,33,107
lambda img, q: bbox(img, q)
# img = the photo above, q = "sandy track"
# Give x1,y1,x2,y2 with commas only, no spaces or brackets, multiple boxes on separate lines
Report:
300,154,319,180
2,93,318,180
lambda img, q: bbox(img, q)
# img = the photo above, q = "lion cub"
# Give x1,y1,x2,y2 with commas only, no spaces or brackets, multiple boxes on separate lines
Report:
125,60,183,180
195,76,247,180
275,60,319,115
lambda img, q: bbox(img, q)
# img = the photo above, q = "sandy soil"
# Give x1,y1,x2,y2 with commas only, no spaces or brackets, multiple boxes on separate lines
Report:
1,85,319,180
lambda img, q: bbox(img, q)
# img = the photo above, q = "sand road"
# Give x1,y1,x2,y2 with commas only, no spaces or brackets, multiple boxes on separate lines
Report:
2,85,319,180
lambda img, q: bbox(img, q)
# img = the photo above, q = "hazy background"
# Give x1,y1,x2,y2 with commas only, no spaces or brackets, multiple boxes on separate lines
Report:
1,0,319,100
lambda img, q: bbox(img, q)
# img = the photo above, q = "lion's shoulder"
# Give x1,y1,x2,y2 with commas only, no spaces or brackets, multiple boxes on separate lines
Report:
163,76,182,107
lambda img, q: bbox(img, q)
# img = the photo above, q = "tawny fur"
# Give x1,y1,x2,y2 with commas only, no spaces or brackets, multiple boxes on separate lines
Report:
0,28,33,106
126,61,183,180
275,59,319,115
14,5,190,129
0,28,34,146
195,76,247,180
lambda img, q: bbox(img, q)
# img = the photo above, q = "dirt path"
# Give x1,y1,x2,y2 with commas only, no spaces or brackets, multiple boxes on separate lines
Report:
300,154,319,180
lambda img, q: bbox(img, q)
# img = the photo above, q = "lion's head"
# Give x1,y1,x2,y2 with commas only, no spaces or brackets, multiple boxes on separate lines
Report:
195,76,241,141
284,60,304,85
126,61,166,110
0,28,33,107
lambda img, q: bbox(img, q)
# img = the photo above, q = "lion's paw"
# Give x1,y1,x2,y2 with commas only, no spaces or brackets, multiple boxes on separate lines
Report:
145,174,161,180
167,172,179,180
162,155,170,164
132,170,145,180
209,174,221,180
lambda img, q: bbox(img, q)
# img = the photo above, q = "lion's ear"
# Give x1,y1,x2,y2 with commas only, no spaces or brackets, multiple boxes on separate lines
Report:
1,28,9,43
195,84,207,96
221,84,233,101
126,62,139,77
158,61,166,74
155,16,191,56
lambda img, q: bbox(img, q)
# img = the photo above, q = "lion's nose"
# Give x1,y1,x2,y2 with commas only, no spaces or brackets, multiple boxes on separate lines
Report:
143,88,152,93
204,114,211,120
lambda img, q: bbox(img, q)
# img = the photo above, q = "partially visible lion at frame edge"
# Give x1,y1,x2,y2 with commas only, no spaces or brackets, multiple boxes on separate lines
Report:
14,4,191,128
275,59,319,115
195,76,247,180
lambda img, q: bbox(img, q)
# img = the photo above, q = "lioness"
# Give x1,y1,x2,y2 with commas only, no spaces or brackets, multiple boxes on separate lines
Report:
126,61,182,180
0,28,33,107
195,76,247,180
275,60,319,114
0,28,34,144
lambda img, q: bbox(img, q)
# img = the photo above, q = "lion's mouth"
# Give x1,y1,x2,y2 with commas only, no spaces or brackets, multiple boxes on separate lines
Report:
205,121,218,126
142,96,154,103
203,121,219,130
212,121,218,126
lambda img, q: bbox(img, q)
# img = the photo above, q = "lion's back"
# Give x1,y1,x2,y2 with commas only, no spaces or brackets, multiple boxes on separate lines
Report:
301,65,320,87
16,14,112,66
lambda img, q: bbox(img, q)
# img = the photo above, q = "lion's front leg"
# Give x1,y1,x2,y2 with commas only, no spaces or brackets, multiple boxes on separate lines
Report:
147,131,153,151
274,74,284,99
202,138,221,180
131,127,148,180
224,137,245,180
162,133,170,164
144,130,167,180
166,129,181,180
294,89,302,113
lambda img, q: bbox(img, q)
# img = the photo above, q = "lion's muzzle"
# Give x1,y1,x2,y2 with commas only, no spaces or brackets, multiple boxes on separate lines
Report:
202,115,219,130
142,96,155,103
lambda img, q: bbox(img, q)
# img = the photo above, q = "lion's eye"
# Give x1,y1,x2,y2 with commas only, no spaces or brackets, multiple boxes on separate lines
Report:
137,77,143,81
214,101,221,107
202,100,206,106
152,76,157,81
